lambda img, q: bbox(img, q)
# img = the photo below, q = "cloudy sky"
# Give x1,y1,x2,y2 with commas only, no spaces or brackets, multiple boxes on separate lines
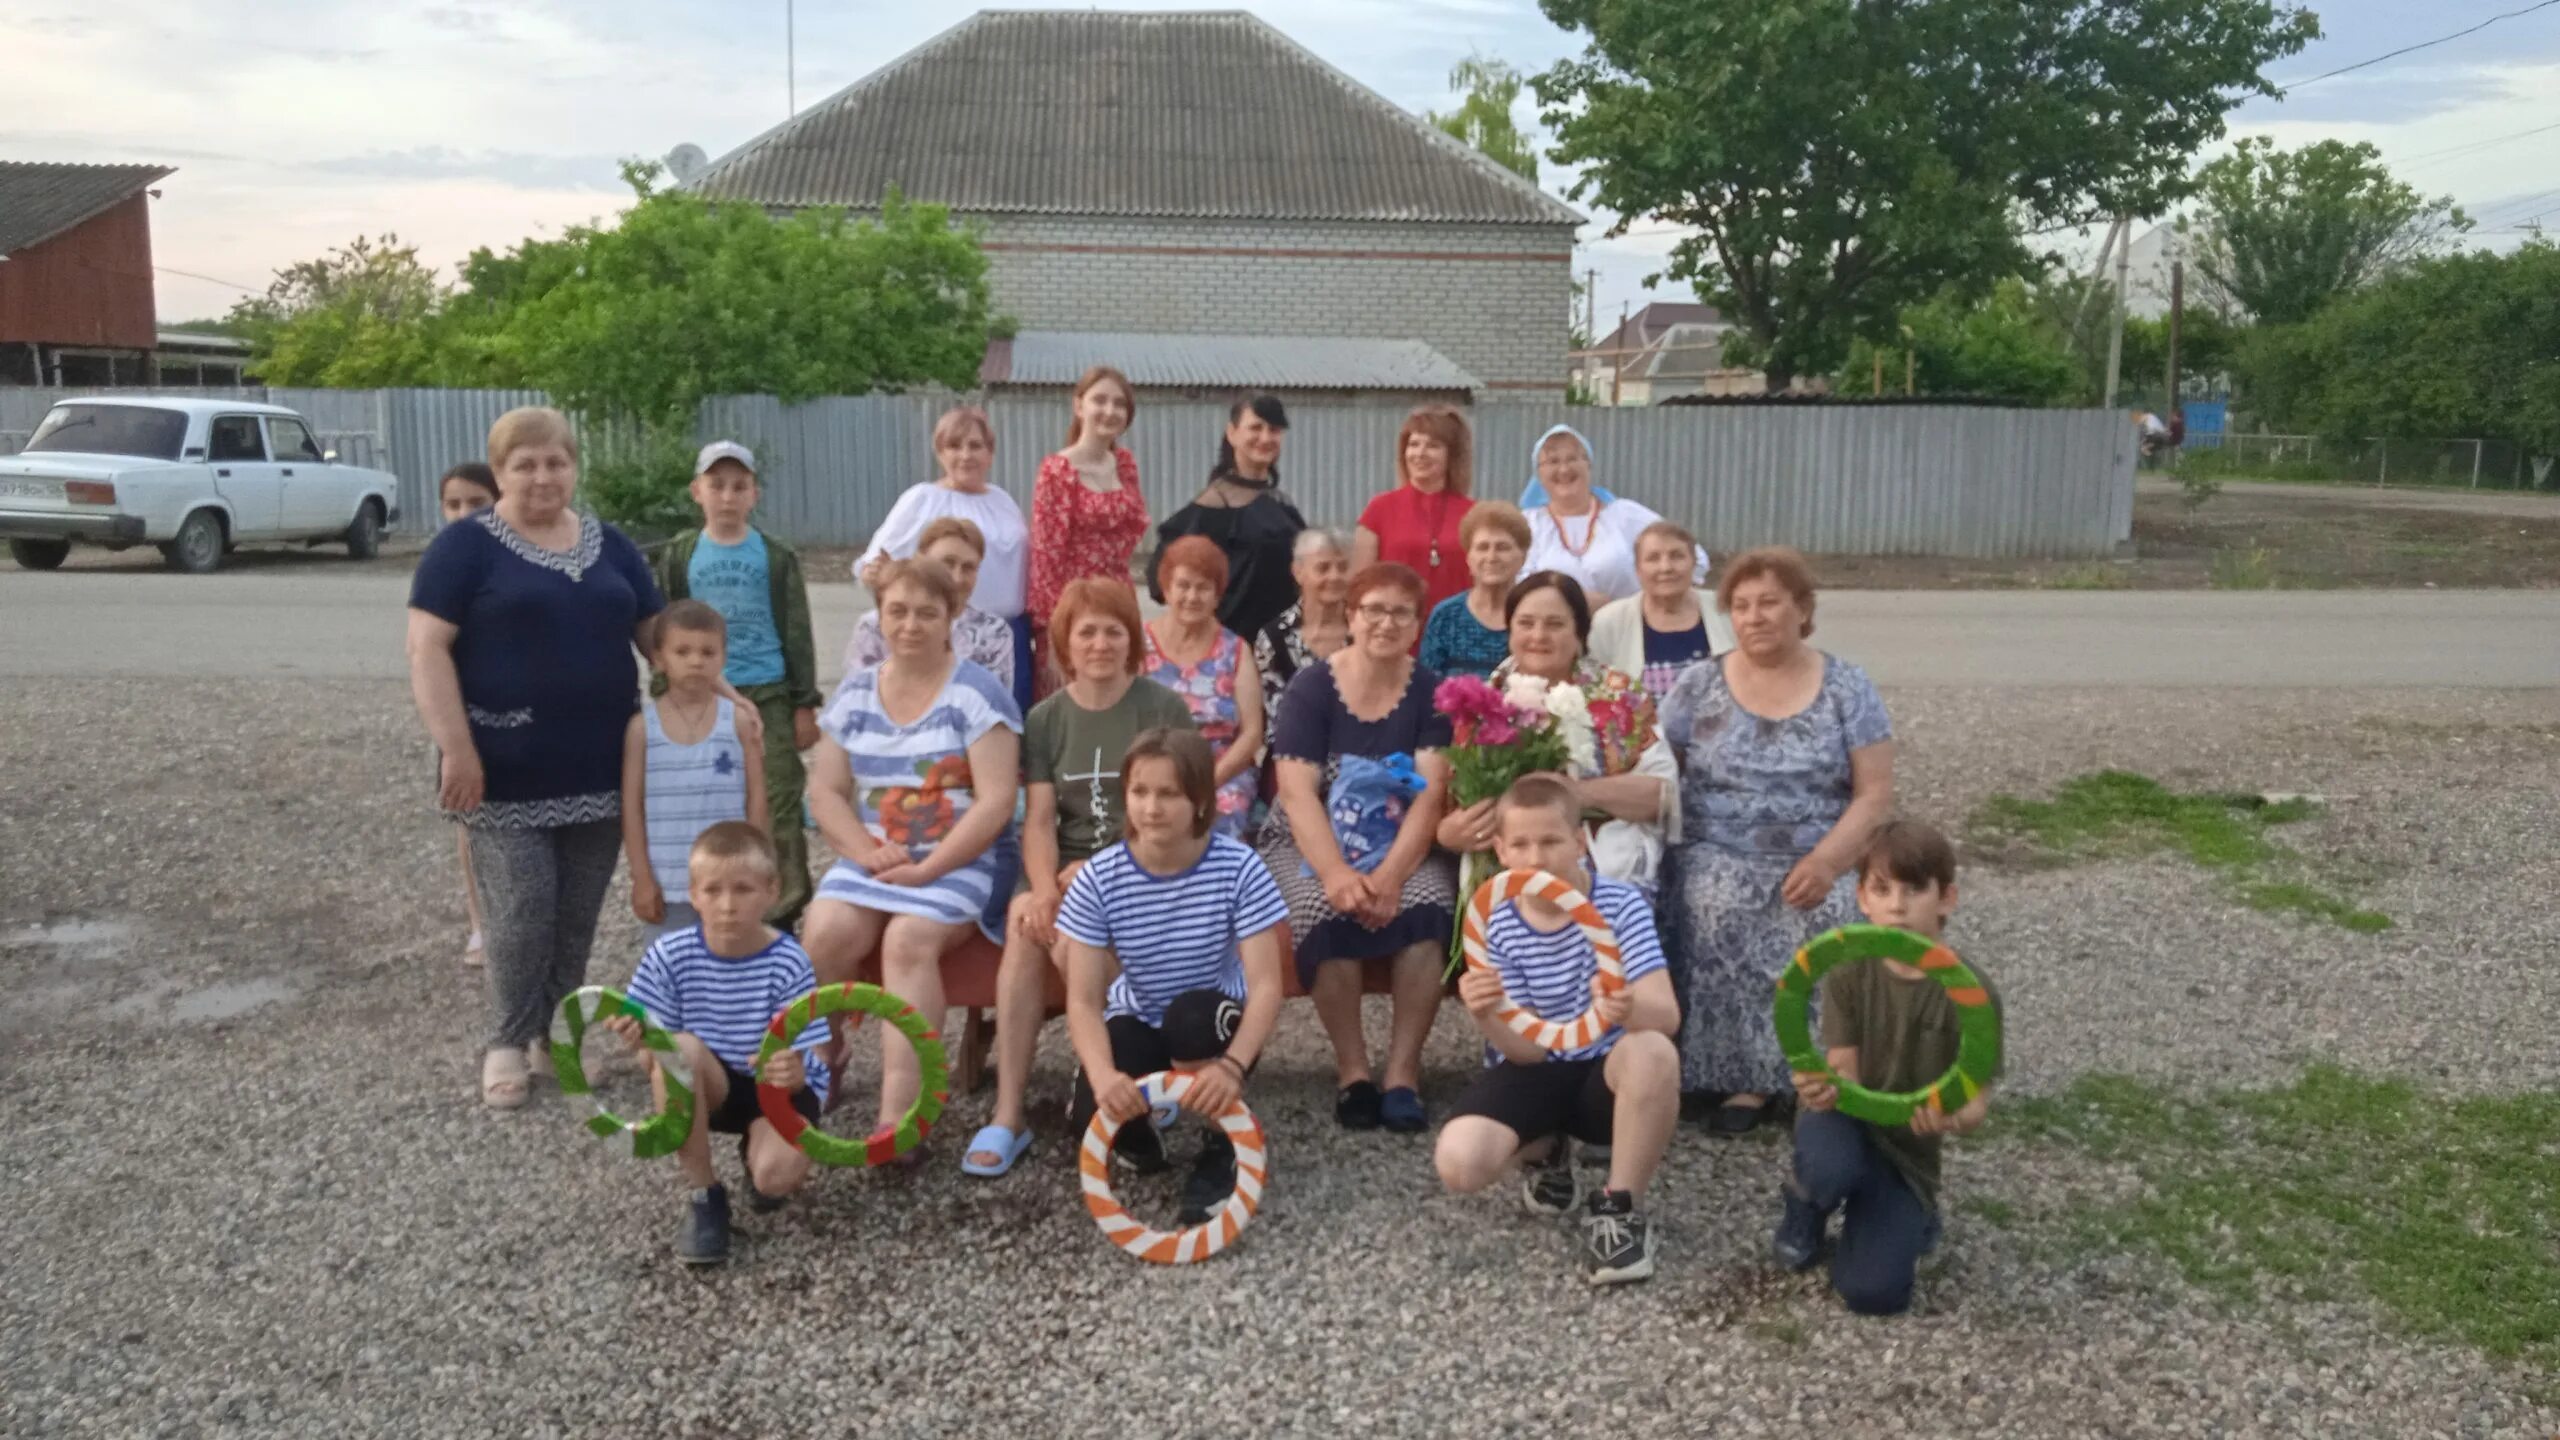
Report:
8,0,2558,324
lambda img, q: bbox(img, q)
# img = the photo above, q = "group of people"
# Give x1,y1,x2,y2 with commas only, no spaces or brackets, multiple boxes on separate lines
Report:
405,378,1997,1309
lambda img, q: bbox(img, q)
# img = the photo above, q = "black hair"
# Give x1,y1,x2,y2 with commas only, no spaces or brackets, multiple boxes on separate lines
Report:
439,460,499,499
1213,393,1290,476
1503,569,1594,646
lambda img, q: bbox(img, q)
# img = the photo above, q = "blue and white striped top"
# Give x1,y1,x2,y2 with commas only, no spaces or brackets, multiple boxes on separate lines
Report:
1476,874,1667,1064
643,696,750,901
623,928,831,1102
1056,833,1291,1026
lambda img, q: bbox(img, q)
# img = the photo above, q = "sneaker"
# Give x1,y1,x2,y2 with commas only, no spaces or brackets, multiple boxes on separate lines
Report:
1772,1183,1826,1272
1522,1145,1582,1216
1176,1134,1237,1225
676,1184,731,1266
1111,1118,1171,1177
737,1136,785,1214
1581,1189,1657,1285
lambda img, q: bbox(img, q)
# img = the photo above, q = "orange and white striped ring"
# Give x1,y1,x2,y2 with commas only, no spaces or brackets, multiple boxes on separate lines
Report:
1079,1070,1268,1265
1459,867,1627,1054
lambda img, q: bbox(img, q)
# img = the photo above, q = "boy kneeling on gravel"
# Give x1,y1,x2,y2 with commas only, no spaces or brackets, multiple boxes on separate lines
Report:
607,822,831,1265
1433,774,1682,1285
1775,819,2004,1315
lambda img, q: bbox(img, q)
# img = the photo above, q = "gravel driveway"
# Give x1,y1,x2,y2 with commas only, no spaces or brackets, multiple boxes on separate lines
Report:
4,680,2553,1437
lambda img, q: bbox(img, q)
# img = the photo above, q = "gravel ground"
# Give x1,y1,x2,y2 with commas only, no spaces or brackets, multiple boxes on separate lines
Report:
4,679,2555,1438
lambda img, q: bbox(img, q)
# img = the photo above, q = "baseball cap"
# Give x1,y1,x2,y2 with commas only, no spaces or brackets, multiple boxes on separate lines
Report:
695,440,757,475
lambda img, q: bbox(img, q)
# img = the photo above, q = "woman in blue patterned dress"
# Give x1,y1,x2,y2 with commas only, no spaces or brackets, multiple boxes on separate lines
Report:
1142,536,1264,839
804,557,1023,1142
1659,548,1896,1136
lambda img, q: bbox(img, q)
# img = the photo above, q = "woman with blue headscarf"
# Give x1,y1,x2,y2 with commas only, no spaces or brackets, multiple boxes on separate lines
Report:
1521,424,1705,605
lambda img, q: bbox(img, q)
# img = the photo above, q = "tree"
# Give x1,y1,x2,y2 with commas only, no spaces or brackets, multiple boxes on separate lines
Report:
1534,0,2315,390
2187,138,2469,325
1840,279,2082,403
231,234,453,387
1427,54,1539,183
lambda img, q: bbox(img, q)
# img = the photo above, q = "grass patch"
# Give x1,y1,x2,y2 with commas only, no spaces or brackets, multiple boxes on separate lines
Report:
2210,544,2280,589
2045,563,2135,590
1997,1067,2560,1376
1969,771,2388,931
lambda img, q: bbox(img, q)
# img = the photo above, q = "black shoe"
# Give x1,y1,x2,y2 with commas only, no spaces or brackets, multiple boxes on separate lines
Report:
1335,1080,1383,1131
1522,1145,1582,1216
1177,1135,1238,1225
1704,1099,1771,1136
1112,1117,1171,1176
738,1136,785,1214
1773,1182,1827,1272
677,1184,731,1266
1581,1188,1657,1285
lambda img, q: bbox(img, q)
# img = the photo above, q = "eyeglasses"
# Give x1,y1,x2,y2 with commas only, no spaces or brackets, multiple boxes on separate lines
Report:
1355,603,1418,625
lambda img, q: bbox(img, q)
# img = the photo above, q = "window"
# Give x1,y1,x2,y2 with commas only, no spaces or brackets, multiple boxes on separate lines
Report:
267,417,323,463
23,404,188,461
207,416,266,463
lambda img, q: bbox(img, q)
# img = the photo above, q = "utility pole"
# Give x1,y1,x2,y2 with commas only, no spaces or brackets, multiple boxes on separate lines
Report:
2165,240,2185,472
2074,217,2126,342
1871,352,1883,397
2102,214,2132,410
1610,300,1627,407
1582,268,1597,351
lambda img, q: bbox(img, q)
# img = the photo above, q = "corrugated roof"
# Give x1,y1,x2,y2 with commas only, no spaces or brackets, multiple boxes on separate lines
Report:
983,331,1482,391
692,10,1581,226
0,161,173,258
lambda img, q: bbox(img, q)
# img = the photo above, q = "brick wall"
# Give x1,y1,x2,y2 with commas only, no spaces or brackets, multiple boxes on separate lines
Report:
966,214,1575,403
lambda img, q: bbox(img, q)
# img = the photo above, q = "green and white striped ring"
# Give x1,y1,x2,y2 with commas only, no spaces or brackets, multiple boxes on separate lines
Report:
1772,925,2002,1129
549,985,694,1160
754,983,949,1167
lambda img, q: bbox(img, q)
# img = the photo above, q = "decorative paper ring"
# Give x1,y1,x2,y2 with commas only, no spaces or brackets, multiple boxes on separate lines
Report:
549,985,694,1159
1458,867,1628,1055
753,983,949,1167
1080,1070,1268,1265
1772,924,2003,1128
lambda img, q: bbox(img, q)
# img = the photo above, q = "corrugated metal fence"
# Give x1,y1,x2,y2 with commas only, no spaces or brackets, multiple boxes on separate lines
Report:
3,387,2135,557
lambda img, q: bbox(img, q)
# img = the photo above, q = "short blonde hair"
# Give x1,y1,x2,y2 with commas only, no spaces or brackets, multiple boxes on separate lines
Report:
916,516,987,559
1716,546,1819,638
690,819,779,880
1459,500,1530,551
932,405,994,454
487,406,578,471
869,555,966,615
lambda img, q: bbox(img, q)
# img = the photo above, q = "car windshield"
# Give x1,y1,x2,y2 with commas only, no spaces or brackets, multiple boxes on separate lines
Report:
23,404,190,461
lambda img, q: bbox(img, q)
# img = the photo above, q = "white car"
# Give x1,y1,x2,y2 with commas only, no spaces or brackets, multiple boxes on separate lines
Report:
0,397,401,574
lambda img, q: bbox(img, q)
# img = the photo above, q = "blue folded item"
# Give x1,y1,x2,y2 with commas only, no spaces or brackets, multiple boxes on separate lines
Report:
1313,752,1427,876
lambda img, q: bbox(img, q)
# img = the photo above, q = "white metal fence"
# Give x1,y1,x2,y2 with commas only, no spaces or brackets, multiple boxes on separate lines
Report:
2,386,2138,557
2185,431,2552,490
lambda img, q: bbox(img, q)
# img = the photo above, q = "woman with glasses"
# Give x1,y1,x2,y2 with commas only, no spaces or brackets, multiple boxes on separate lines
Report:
1257,562,1455,1133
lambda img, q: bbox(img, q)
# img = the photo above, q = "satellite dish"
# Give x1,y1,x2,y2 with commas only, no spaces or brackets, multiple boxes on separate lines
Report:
663,143,709,185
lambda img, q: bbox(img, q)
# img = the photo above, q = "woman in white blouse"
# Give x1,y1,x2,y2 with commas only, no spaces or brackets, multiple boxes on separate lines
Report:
1520,424,1706,605
857,407,1034,710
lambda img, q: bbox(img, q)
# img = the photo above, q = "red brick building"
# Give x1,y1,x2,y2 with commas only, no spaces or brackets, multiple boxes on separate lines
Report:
0,161,175,386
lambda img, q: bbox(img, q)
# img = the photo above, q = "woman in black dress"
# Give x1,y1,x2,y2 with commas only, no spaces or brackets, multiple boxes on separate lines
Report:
1149,393,1306,643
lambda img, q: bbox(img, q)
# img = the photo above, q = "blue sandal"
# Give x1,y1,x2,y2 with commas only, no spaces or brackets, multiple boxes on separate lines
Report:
1380,1086,1428,1133
960,1124,1033,1177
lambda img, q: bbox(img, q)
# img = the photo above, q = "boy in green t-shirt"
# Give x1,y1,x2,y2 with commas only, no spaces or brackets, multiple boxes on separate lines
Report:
1775,819,2001,1316
650,442,823,929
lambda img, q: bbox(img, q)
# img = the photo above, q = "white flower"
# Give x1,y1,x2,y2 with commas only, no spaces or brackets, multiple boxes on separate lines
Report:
1546,686,1598,772
1544,685,1591,725
1503,673,1551,713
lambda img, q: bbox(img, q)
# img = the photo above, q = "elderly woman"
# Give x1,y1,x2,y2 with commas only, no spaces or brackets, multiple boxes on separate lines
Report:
1660,548,1895,1135
1434,571,1678,892
1149,393,1306,643
1591,520,1739,698
1522,425,1707,605
1254,526,1352,717
968,577,1194,1177
1353,406,1475,614
1260,562,1454,1133
1144,537,1265,840
846,516,1014,690
409,406,691,1109
1418,500,1529,682
857,406,1032,710
1029,366,1151,697
805,558,1023,1148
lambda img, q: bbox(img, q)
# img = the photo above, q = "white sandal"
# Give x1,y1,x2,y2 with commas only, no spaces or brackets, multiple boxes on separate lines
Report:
462,931,485,968
481,1047,529,1110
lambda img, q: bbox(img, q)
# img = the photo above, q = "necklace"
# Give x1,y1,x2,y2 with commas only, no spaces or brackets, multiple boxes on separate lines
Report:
1420,485,1454,570
661,691,717,736
1547,500,1603,558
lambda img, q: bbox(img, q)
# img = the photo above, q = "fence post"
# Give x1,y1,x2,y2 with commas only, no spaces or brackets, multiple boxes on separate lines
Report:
2471,438,2482,488
2376,439,2386,486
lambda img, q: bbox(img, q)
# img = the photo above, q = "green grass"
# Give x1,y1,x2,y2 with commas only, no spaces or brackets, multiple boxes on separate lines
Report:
1969,771,2389,932
2210,544,2280,589
1997,1068,2560,1377
2044,563,2136,590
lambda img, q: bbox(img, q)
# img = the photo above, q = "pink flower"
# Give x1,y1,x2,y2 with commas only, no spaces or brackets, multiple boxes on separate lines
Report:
1435,675,1505,724
1476,714,1518,747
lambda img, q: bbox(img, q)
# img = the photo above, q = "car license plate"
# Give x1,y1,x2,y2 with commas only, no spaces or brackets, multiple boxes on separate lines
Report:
0,477,63,500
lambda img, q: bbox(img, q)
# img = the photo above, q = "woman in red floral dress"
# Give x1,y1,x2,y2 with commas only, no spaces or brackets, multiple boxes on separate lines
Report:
1028,365,1151,697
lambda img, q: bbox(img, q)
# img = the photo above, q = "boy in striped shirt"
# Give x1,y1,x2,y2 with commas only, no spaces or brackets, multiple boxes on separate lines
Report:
1055,729,1291,1225
609,823,830,1266
1434,774,1682,1285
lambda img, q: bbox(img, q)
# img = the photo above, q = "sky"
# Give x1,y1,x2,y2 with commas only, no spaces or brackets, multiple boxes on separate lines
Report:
6,0,2558,326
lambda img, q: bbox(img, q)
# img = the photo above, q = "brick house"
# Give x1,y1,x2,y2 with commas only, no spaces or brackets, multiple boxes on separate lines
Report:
0,162,174,387
687,9,1582,404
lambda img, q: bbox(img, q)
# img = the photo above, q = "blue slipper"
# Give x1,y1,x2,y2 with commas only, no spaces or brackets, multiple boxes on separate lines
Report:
960,1124,1032,1178
1380,1086,1428,1133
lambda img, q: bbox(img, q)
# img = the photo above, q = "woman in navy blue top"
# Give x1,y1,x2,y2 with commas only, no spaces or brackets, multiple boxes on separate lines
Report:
406,406,669,1110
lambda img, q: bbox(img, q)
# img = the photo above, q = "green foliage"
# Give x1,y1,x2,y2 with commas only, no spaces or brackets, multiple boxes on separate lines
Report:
230,235,454,387
1997,1066,2560,1375
2190,138,2468,326
1533,0,2313,389
1970,770,2388,931
1840,278,2082,403
1428,54,1541,183
578,420,706,539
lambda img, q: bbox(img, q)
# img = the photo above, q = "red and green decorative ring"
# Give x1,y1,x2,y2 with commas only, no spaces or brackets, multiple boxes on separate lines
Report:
550,985,694,1160
1772,925,2002,1129
754,983,949,1167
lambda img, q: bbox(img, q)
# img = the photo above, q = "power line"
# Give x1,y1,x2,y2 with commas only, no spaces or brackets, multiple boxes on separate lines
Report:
155,265,260,294
2398,118,2560,165
2271,0,2560,94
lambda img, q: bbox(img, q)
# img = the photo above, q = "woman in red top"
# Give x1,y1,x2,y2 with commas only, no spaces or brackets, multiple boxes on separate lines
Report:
1028,365,1151,696
1353,406,1475,615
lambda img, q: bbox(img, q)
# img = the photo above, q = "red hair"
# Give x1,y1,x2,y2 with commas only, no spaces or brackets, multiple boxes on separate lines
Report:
1048,577,1147,678
1064,366,1136,447
1345,561,1427,612
1395,406,1473,498
1154,535,1230,597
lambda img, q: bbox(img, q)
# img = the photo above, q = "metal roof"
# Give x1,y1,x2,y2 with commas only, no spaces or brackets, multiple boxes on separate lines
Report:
692,10,1582,226
982,331,1482,392
0,162,173,258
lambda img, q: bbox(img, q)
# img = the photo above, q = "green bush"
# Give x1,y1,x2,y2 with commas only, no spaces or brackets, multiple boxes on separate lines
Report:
580,421,702,542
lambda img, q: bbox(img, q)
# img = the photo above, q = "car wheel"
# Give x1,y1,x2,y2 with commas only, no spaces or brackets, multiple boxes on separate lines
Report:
8,538,70,571
161,510,227,574
345,499,384,559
